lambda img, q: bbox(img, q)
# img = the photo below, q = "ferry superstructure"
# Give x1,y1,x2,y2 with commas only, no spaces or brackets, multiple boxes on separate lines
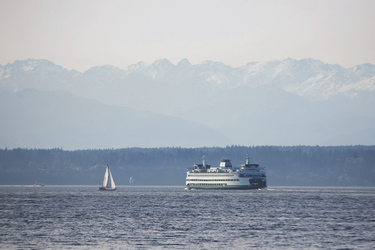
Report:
186,156,266,189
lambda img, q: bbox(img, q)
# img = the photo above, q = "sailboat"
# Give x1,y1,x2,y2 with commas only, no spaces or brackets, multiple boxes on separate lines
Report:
129,177,134,185
99,164,117,191
33,181,45,187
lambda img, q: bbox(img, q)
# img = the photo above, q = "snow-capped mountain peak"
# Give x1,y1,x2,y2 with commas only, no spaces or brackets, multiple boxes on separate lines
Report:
1,58,375,98
1,58,375,146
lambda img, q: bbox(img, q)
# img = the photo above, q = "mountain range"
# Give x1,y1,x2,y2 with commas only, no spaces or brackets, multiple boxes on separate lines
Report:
1,58,374,149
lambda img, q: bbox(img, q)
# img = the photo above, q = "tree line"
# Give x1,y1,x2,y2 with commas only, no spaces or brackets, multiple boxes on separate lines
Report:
0,146,374,186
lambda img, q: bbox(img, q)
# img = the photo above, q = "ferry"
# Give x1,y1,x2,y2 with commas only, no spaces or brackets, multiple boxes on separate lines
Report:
186,155,266,189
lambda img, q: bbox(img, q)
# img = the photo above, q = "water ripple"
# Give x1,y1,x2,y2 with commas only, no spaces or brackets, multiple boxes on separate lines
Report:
0,186,374,249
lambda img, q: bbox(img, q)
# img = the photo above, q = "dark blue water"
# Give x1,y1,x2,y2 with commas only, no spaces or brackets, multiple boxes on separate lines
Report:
0,186,374,249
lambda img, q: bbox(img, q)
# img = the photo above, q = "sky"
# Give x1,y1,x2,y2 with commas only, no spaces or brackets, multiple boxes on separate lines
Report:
0,0,374,72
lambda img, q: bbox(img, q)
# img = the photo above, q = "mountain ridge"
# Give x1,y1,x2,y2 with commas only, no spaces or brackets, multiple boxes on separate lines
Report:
2,58,375,99
0,89,232,149
1,58,374,147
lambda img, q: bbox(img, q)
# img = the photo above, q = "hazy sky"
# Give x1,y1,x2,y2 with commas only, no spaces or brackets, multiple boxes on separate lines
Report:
1,0,374,72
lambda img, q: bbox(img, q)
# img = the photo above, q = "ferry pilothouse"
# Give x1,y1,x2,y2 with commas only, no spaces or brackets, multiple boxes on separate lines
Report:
186,155,266,189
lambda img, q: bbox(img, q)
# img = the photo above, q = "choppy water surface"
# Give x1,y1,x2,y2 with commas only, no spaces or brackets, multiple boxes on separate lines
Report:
0,186,374,249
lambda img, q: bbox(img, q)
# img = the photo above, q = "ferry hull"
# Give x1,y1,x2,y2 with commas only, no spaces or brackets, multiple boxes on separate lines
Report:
186,179,266,190
186,185,266,190
186,157,267,190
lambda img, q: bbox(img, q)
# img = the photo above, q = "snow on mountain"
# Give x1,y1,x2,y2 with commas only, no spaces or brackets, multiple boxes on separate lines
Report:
123,61,149,76
239,58,350,99
1,58,375,146
193,60,242,88
144,58,174,79
2,58,374,99
0,59,80,92
83,65,126,89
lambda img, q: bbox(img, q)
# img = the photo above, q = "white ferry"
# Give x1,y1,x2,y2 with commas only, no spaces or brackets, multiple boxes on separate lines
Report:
186,155,266,189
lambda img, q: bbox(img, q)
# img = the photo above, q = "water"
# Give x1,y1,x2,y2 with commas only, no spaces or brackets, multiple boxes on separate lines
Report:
1,186,374,249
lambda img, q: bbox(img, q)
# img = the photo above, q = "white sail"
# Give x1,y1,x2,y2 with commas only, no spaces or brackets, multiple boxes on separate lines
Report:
102,166,109,187
106,168,116,189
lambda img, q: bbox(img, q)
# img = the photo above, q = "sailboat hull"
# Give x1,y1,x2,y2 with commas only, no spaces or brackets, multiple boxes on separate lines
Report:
98,186,117,191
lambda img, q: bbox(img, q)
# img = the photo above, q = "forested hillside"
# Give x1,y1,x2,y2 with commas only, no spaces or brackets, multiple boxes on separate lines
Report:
0,146,374,186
